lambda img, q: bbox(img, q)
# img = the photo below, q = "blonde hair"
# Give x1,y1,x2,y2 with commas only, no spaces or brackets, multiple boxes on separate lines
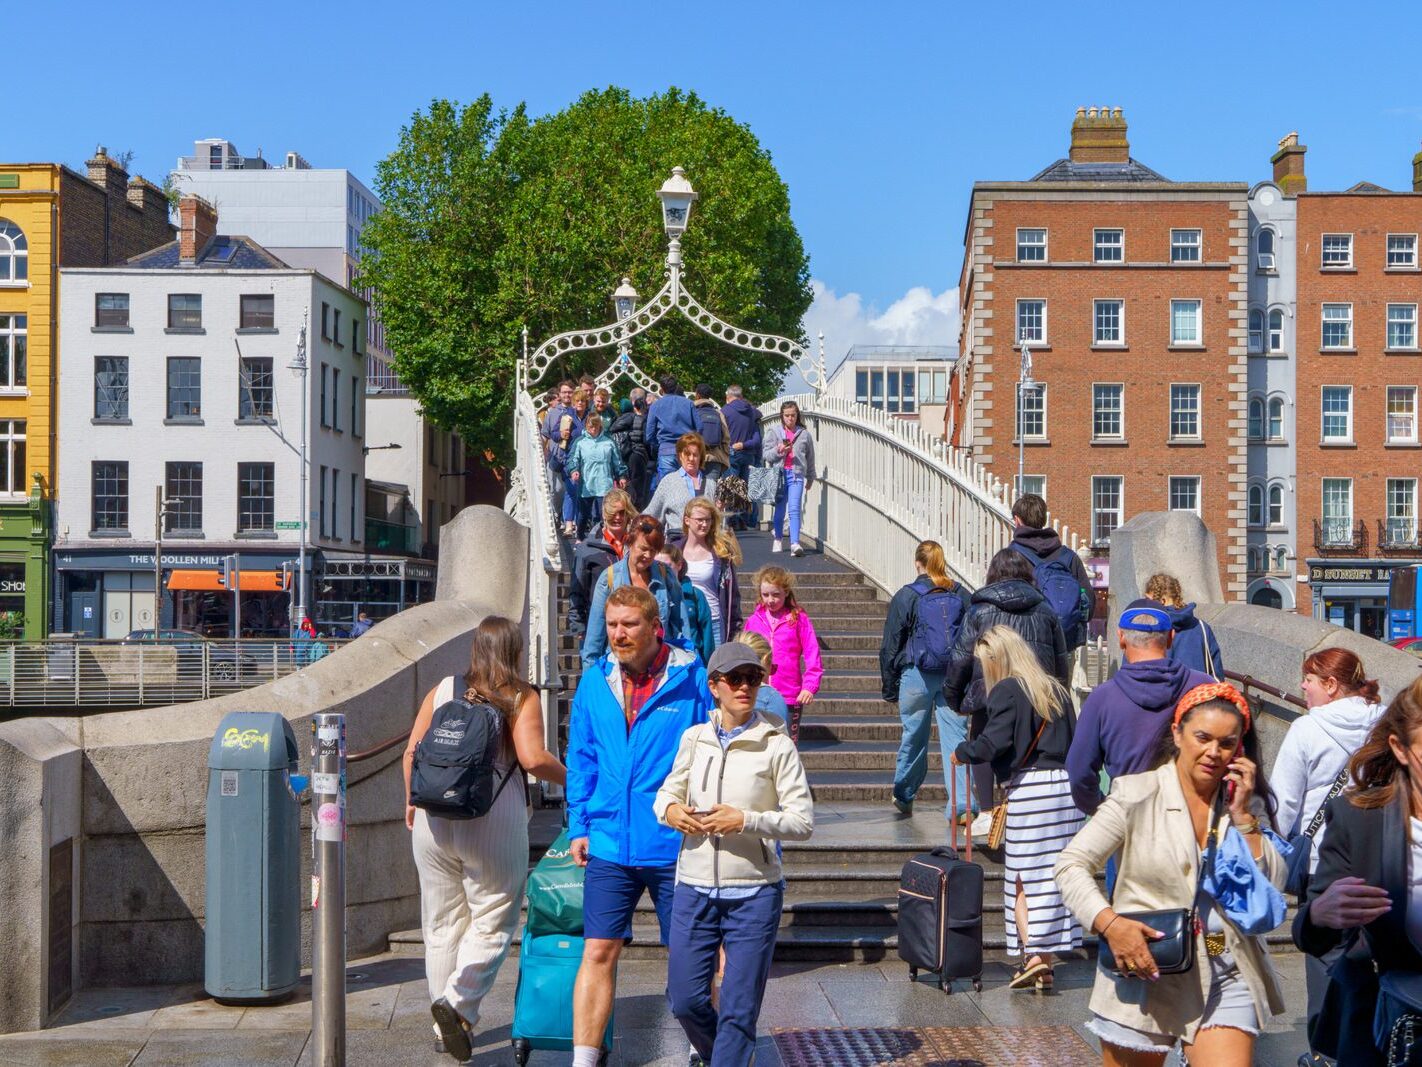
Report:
974,625,1067,722
754,565,800,617
1144,573,1185,609
914,540,955,591
683,497,743,566
736,630,774,674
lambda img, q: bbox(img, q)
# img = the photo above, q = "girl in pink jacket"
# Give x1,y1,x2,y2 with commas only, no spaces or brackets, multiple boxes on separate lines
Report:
744,565,822,742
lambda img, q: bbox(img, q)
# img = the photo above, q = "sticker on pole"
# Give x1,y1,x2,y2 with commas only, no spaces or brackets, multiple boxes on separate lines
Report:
315,802,344,841
220,771,239,797
317,725,341,741
311,875,321,909
311,772,341,796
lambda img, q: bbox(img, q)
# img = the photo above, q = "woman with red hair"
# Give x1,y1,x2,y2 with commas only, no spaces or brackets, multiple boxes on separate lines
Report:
1271,647,1382,1064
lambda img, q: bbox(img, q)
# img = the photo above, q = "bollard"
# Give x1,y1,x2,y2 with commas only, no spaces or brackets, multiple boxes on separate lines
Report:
311,713,347,1065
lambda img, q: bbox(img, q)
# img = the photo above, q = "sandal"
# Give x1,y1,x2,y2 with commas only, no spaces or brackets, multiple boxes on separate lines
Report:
1034,969,1055,994
430,997,472,1062
1008,958,1051,989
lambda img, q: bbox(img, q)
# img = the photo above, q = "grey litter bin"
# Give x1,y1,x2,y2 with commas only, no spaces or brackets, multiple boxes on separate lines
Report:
204,711,303,1003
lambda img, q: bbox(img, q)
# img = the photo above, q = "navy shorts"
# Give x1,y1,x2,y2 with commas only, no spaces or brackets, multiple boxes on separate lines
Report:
583,855,678,944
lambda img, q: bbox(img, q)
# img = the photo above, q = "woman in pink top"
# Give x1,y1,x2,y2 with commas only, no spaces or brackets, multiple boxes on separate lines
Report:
744,565,822,742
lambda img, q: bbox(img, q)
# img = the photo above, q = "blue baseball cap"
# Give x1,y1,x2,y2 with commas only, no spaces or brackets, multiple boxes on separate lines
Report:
1118,603,1172,633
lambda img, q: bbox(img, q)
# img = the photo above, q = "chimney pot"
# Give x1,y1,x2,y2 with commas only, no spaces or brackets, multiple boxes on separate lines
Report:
1070,106,1130,164
1271,132,1307,196
178,194,218,264
1087,107,1098,118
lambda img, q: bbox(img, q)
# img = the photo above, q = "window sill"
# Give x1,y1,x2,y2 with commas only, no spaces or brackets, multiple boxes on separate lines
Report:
236,327,279,335
91,326,133,334
1167,439,1206,447
235,417,276,426
1012,343,1051,352
1167,344,1205,351
1385,348,1421,356
1385,442,1422,449
1319,440,1356,448
1319,348,1357,355
1090,438,1129,447
163,418,204,426
1090,344,1127,352
0,388,28,398
235,531,278,540
1249,351,1289,359
0,282,29,290
91,418,132,426
88,529,132,539
1255,268,1279,276
1385,266,1421,273
1320,266,1357,273
164,327,206,335
1010,438,1051,446
164,530,205,539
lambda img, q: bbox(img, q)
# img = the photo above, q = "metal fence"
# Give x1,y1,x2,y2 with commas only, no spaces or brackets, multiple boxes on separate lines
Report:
0,638,351,707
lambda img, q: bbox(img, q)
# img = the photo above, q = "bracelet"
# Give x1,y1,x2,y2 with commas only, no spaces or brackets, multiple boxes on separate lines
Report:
1233,815,1261,835
1100,914,1121,936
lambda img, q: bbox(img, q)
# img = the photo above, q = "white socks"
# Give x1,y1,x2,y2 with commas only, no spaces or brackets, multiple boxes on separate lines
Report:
572,1045,601,1067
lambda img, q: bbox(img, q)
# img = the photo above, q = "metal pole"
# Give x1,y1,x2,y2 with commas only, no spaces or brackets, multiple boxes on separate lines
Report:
153,486,163,631
311,712,346,1066
294,312,310,633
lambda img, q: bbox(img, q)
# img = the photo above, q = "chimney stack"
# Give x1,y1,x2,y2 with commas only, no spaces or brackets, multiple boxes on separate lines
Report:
86,146,130,198
1069,106,1130,164
1272,132,1307,196
178,194,218,263
1413,141,1422,193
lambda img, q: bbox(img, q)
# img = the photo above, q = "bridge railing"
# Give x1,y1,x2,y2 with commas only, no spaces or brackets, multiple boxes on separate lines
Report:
763,394,1085,594
0,637,351,707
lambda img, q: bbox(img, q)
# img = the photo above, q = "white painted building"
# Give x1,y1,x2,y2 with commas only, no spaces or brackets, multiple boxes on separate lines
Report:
54,197,367,638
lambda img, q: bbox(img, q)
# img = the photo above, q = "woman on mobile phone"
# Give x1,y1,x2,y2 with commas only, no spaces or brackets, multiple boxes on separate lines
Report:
655,642,814,1067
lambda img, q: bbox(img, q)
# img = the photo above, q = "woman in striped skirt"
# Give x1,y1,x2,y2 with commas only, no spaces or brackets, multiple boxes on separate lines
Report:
955,625,1084,991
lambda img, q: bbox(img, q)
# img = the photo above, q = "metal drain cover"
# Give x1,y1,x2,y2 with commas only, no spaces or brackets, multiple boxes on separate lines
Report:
773,1026,1097,1067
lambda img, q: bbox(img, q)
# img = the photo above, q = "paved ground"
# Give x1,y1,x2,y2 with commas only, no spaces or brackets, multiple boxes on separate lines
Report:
0,950,1314,1066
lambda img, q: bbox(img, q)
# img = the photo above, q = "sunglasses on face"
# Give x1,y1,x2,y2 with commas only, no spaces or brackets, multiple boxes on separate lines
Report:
716,669,764,689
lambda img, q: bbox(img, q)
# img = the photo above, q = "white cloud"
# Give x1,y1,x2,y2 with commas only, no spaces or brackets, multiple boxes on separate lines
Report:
782,279,960,392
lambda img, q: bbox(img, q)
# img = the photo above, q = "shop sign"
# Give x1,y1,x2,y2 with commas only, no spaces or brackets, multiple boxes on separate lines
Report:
1309,564,1393,584
0,562,23,595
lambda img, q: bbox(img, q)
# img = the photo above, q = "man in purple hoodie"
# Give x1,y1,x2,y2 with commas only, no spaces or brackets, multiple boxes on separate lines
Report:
1065,601,1215,815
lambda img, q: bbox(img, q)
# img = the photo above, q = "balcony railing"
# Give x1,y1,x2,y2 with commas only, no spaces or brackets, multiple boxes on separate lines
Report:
1378,519,1422,554
1313,518,1368,554
365,517,419,554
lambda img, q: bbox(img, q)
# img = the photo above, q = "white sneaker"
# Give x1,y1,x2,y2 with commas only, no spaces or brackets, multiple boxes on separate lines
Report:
790,543,804,557
771,539,784,553
969,811,993,838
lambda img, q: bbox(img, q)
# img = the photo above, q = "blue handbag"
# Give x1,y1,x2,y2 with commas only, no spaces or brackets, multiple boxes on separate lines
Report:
1201,823,1289,936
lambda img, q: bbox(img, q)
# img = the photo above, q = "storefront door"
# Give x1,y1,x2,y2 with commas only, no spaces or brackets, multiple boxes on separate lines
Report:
69,591,100,638
1359,599,1389,641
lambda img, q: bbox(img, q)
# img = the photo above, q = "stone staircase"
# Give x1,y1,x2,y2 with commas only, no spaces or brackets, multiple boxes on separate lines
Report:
390,531,1298,966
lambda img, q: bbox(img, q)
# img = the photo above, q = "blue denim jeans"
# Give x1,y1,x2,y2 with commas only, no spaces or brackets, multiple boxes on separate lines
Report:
728,450,758,527
935,700,975,820
893,668,972,818
771,469,805,544
650,451,679,494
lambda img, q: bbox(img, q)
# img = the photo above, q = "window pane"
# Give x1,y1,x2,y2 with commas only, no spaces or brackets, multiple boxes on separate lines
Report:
1388,386,1418,442
1322,386,1351,440
1269,484,1283,525
1321,304,1352,348
1017,228,1046,261
1017,300,1045,343
1321,478,1352,544
0,314,27,388
238,463,275,532
95,293,129,328
1388,304,1417,349
1094,229,1123,262
1094,300,1122,344
1248,399,1263,439
1093,384,1122,438
166,358,201,419
1388,234,1417,267
1169,476,1199,513
1170,300,1200,343
1017,384,1045,438
1268,397,1284,439
1092,476,1123,544
1248,309,1264,352
240,358,274,419
167,293,202,329
240,294,275,329
94,356,128,420
1248,484,1264,526
855,369,868,404
1170,384,1200,438
165,462,203,532
1268,309,1284,351
1322,234,1352,266
92,460,128,530
1257,229,1274,255
1171,229,1201,263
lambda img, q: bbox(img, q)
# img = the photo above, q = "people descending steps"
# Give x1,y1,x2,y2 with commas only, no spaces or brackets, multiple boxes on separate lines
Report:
744,565,822,743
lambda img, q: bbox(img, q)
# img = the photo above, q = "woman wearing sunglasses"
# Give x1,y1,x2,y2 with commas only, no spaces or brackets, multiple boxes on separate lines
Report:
656,642,814,1067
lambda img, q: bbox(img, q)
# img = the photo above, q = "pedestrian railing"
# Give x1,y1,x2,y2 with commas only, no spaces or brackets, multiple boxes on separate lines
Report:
0,637,351,707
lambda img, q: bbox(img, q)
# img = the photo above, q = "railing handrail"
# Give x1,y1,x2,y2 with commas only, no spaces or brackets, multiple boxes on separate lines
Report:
1223,668,1308,711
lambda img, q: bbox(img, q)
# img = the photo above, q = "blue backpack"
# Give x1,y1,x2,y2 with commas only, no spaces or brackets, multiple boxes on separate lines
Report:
909,584,965,672
1011,544,1088,646
695,404,725,449
409,677,521,820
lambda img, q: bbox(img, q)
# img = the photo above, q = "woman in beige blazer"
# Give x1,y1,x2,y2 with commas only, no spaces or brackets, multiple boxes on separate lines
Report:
1054,682,1287,1066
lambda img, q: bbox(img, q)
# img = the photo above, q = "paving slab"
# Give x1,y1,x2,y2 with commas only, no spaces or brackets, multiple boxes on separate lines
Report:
132,1030,309,1066
0,1031,148,1067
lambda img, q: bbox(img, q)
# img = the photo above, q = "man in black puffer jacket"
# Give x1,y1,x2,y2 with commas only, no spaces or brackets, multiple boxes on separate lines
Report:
943,547,1069,821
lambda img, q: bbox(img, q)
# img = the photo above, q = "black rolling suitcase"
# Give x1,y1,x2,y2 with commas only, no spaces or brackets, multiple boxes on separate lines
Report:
896,757,984,993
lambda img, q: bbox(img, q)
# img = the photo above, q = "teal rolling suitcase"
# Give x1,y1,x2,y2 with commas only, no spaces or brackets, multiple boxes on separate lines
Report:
510,928,613,1065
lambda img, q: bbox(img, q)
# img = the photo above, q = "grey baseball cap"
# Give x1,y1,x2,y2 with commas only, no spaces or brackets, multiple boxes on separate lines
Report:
705,642,765,679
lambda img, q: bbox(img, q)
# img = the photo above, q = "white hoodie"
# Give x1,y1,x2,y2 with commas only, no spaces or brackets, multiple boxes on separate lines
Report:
1271,694,1383,871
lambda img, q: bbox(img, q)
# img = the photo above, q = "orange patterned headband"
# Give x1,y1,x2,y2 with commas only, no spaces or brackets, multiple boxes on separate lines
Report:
1174,681,1252,729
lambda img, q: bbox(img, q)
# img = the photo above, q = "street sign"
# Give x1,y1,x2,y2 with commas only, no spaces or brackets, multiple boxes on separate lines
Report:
275,521,302,530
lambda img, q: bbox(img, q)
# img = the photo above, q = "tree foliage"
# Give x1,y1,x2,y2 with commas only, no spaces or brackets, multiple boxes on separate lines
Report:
357,88,812,464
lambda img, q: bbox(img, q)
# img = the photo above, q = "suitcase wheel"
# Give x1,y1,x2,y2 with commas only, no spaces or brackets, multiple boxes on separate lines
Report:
973,977,983,993
513,1038,531,1065
908,966,917,980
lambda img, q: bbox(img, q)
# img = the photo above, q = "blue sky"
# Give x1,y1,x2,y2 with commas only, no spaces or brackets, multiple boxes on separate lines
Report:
11,1,1422,356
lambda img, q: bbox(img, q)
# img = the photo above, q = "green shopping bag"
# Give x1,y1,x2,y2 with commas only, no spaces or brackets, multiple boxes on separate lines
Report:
525,831,584,936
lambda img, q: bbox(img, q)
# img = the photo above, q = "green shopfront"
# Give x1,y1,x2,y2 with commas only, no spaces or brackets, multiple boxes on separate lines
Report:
0,482,52,639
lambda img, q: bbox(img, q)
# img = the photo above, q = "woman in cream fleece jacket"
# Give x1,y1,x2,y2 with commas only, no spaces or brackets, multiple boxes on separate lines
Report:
654,641,814,1066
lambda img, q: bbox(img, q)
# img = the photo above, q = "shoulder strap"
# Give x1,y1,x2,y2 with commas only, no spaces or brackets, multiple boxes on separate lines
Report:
1010,697,1051,777
1201,621,1216,677
605,566,617,592
437,675,456,705
1304,766,1352,840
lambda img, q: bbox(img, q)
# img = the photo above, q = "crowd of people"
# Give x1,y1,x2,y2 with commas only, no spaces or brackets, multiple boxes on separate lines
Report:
399,427,1419,1067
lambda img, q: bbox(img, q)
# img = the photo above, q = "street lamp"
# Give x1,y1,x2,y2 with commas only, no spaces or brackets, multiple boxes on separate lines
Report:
613,277,639,321
656,166,698,239
362,443,402,454
1017,343,1042,499
287,311,310,632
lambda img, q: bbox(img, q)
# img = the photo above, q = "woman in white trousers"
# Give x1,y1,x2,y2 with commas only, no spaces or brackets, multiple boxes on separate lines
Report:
403,616,566,1062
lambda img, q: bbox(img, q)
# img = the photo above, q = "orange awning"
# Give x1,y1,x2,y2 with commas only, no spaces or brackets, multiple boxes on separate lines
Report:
167,570,287,592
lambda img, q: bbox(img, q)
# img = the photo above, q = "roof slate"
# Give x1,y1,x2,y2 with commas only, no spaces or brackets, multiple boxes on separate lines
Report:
127,235,290,270
1030,157,1171,183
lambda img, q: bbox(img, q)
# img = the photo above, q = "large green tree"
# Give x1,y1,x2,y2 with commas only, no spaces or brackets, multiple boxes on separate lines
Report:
357,87,812,464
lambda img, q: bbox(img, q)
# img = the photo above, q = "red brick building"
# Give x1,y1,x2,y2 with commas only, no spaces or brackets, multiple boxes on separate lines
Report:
956,108,1250,599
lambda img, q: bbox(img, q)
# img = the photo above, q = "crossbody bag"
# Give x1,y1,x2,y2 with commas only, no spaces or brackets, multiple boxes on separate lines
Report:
985,717,1049,851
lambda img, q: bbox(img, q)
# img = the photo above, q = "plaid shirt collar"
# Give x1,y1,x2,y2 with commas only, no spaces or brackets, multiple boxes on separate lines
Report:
620,642,670,731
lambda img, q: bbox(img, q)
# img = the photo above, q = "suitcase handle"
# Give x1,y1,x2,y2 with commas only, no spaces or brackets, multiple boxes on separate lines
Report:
949,756,972,862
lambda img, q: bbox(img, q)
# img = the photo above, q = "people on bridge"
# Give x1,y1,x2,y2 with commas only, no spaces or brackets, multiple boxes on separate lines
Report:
955,625,1083,992
565,412,627,542
1008,493,1094,651
659,543,717,666
657,640,814,1067
736,629,790,725
1066,602,1215,817
1056,682,1286,1067
348,611,373,638
745,565,822,743
646,433,712,535
645,375,698,493
944,547,1070,832
879,540,971,820
566,585,713,1067
1293,676,1422,1067
681,497,743,646
721,385,762,531
541,379,581,527
403,616,566,1063
610,392,652,508
762,400,816,557
691,382,732,495
569,489,633,636
1270,647,1382,1058
580,515,686,669
1145,572,1225,681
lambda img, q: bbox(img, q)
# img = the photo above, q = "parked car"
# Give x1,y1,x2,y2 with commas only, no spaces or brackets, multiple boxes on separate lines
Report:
1390,635,1422,658
122,629,257,681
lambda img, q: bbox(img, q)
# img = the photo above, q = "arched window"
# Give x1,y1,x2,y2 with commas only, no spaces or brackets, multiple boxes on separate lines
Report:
1248,309,1264,353
1268,396,1284,440
1248,483,1264,526
1268,483,1284,526
0,221,26,283
1248,398,1264,440
1275,546,1289,571
1268,308,1284,352
1257,228,1276,269
1251,586,1283,609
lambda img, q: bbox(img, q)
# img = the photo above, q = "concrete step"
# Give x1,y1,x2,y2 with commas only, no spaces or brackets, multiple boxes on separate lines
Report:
797,739,944,772
800,691,894,714
815,670,885,693
554,650,878,675
808,770,946,804
763,600,887,618
817,632,883,651
739,585,880,605
799,715,905,742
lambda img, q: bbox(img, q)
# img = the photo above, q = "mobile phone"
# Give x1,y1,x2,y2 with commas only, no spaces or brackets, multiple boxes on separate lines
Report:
691,809,713,817
1224,777,1237,805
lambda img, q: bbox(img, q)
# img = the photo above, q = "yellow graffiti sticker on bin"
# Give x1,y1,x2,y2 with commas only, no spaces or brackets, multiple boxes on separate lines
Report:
222,727,270,752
